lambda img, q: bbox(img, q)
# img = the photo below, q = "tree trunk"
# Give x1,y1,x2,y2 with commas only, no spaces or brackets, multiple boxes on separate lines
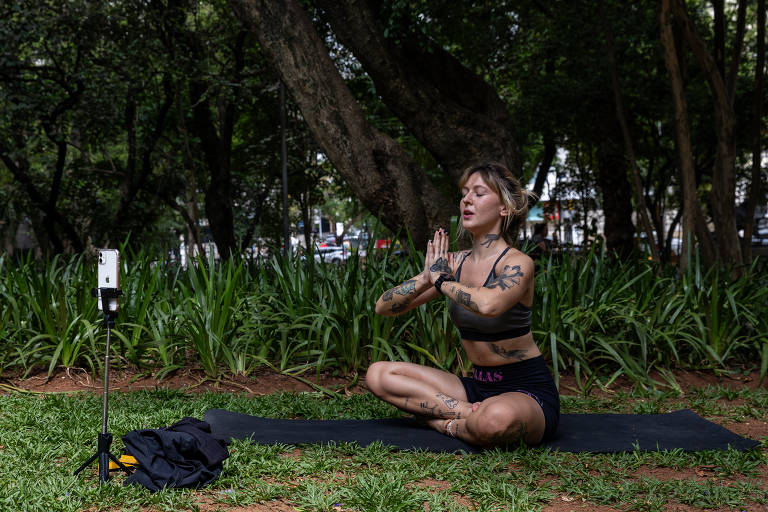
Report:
189,79,237,258
596,137,635,259
0,147,83,254
115,77,174,225
598,0,660,263
660,0,715,270
184,29,248,259
672,0,743,268
176,89,207,259
529,133,556,208
313,0,522,179
230,0,450,248
742,0,766,262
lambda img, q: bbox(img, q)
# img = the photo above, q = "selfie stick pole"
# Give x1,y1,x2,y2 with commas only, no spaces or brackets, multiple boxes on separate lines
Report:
74,288,132,483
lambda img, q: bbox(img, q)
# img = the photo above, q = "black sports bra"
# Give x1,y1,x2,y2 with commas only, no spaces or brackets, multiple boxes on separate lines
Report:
447,247,532,342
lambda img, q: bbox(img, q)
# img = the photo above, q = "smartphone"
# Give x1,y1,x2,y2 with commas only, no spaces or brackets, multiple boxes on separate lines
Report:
97,249,120,312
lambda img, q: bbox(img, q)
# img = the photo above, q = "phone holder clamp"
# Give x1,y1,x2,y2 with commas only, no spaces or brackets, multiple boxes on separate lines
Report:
91,287,122,327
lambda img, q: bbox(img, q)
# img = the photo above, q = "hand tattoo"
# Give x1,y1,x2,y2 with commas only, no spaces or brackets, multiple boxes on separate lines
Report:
429,257,451,274
480,234,500,248
436,393,459,409
419,401,438,416
456,290,480,313
489,344,528,360
486,265,524,291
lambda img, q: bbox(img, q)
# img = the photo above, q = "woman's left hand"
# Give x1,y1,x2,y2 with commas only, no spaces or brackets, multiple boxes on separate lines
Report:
427,229,453,283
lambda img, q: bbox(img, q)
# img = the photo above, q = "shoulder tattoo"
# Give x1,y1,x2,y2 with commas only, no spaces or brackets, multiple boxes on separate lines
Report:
486,264,524,291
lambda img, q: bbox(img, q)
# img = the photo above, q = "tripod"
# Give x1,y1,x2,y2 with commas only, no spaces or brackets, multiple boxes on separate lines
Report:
74,288,133,483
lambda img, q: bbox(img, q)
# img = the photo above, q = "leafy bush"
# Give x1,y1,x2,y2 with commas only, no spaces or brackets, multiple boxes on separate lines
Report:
1,246,765,389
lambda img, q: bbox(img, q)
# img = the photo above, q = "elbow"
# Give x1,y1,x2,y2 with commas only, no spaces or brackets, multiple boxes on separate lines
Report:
375,301,392,316
480,307,501,318
476,296,514,318
475,299,500,318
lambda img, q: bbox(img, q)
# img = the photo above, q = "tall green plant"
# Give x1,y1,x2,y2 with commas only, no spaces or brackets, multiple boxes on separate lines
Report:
179,256,245,378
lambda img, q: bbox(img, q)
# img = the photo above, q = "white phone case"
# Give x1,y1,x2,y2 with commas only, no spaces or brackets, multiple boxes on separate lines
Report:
97,249,120,311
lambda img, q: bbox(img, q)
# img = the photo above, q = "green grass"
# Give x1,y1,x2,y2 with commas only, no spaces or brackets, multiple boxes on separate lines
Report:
0,387,765,512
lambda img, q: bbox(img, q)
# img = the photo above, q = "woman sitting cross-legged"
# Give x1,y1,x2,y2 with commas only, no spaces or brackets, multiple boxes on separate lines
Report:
367,162,559,447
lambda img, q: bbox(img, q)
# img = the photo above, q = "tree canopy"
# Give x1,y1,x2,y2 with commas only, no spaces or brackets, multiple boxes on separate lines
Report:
0,0,765,267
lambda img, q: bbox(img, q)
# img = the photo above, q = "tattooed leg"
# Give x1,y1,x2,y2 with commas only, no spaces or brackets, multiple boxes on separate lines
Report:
429,394,545,447
409,393,473,420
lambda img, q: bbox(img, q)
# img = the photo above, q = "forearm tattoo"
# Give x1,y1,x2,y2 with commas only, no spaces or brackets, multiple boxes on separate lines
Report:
393,279,417,296
382,279,417,310
456,290,480,313
429,257,451,274
489,344,528,360
486,265,524,291
480,234,500,248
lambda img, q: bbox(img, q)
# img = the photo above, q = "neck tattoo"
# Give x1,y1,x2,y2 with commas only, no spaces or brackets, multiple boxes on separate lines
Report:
480,234,500,248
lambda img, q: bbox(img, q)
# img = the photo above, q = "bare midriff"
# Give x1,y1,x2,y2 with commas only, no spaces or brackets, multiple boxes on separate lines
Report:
463,331,541,367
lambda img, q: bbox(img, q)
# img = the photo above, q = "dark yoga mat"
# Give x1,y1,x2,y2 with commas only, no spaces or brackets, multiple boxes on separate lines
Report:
203,408,758,454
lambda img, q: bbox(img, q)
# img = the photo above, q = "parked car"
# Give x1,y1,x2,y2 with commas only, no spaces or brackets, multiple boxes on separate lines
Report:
313,245,349,264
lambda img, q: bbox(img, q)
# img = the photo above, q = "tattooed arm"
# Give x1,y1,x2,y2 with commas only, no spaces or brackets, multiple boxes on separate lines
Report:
429,229,534,317
375,232,464,316
374,272,438,316
437,257,533,316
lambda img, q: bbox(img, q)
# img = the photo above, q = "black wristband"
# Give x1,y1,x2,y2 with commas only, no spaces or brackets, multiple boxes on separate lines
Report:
434,273,455,294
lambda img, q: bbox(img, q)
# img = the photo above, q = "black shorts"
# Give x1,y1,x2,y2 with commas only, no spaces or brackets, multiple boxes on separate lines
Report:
459,355,560,443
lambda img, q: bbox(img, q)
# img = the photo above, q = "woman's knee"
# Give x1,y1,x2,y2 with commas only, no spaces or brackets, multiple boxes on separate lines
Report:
471,403,526,445
364,361,395,396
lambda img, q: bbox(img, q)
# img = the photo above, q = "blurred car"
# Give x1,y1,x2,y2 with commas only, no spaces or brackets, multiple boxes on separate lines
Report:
313,245,350,264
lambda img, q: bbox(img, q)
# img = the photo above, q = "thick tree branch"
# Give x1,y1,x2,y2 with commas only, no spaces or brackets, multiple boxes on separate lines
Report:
314,0,521,179
660,0,715,268
672,0,741,267
743,0,766,260
599,0,659,262
230,0,450,247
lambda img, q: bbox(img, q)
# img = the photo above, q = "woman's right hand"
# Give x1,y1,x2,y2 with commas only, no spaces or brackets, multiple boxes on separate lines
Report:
424,229,452,283
423,232,434,282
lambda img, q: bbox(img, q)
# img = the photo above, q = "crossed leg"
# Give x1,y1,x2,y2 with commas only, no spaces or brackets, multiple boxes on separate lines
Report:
365,361,474,420
365,361,546,447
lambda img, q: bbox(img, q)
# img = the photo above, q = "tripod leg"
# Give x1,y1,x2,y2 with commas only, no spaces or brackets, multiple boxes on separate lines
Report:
74,452,99,476
99,452,110,483
107,452,134,476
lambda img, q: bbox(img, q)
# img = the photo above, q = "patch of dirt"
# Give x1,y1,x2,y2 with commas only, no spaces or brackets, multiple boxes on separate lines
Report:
196,498,298,512
721,420,768,441
3,366,367,396
7,366,765,399
407,478,452,491
557,368,767,397
628,465,758,485
541,497,618,512
662,503,766,512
